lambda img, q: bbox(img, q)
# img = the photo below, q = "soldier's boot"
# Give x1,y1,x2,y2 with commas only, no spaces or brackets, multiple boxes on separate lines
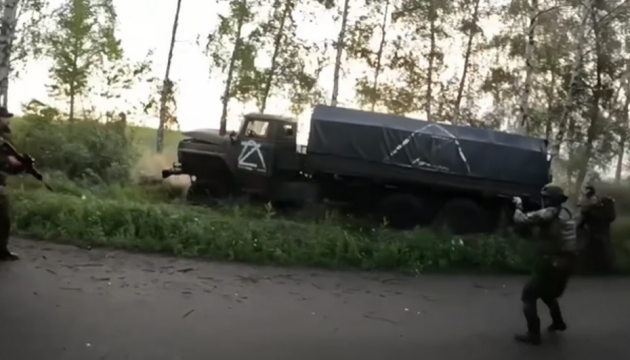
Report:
0,248,18,261
515,301,542,345
542,297,566,332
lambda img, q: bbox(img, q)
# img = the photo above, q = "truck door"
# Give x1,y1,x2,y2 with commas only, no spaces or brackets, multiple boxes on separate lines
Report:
236,118,273,191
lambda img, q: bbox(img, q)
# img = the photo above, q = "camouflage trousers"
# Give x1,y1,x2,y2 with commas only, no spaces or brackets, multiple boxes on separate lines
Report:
521,254,575,334
0,193,11,252
582,232,613,274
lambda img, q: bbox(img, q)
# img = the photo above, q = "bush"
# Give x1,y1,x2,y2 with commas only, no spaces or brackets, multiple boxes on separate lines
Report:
11,104,138,185
10,189,535,273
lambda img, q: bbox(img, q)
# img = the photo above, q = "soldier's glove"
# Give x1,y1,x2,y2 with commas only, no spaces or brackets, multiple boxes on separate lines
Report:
512,196,523,210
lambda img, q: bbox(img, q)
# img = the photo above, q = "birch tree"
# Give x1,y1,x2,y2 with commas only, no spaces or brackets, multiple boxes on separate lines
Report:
241,0,328,113
330,0,350,106
347,0,393,111
452,0,481,125
392,0,453,120
0,0,19,107
0,0,48,107
156,0,182,153
206,0,257,135
551,0,592,162
572,0,630,192
46,0,122,121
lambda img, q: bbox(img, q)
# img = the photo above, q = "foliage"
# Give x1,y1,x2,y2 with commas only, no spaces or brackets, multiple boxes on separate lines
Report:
142,77,180,131
45,0,122,119
10,188,536,273
11,100,138,185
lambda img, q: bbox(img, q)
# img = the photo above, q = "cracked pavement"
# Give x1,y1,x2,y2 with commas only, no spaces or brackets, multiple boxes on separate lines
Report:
1,238,630,360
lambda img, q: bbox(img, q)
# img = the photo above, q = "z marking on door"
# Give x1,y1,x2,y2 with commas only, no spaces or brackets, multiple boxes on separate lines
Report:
238,140,267,172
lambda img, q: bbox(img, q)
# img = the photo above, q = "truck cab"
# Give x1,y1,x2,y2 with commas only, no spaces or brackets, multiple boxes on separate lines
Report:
163,112,307,203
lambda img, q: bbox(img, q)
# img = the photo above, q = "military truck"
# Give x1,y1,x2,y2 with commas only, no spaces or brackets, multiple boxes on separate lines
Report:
162,105,552,234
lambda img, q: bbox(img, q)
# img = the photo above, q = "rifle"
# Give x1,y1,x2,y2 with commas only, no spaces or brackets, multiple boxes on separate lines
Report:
1,140,53,191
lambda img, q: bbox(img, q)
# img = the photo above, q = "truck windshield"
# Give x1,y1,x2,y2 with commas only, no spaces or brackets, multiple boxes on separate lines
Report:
244,119,269,138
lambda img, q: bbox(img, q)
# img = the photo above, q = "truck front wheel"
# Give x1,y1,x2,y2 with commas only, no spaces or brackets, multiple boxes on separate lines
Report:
186,180,232,205
433,198,490,235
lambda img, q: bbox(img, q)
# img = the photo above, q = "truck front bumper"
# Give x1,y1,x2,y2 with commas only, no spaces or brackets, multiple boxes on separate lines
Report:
162,162,184,179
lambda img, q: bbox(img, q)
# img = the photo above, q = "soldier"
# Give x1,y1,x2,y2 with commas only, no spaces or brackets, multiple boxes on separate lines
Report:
0,106,23,261
512,184,577,345
578,185,615,274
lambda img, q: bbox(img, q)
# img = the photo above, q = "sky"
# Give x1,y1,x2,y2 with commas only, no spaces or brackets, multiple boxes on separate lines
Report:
8,0,503,133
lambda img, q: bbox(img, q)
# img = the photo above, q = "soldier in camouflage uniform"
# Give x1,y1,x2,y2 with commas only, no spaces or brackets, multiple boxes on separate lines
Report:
0,106,23,261
578,185,614,273
512,184,577,345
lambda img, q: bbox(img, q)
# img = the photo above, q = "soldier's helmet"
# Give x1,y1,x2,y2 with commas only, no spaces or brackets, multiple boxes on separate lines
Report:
541,183,568,204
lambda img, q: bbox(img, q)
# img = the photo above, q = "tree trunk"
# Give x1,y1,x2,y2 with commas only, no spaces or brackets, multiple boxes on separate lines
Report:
69,84,75,121
615,60,630,183
330,0,350,107
370,0,390,111
518,0,539,134
0,0,19,108
259,1,290,113
453,0,480,125
574,5,602,195
219,0,247,136
615,139,625,184
551,0,592,166
425,1,436,120
157,0,182,153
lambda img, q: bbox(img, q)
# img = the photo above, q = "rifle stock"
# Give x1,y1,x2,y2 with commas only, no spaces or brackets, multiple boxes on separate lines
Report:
1,141,53,191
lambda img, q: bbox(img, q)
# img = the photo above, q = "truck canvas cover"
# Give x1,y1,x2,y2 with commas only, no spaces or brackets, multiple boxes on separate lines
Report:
307,105,551,187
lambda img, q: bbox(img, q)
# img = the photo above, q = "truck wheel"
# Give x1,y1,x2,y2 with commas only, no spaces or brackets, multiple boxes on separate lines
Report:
187,180,231,203
433,198,489,235
186,183,213,205
377,193,427,229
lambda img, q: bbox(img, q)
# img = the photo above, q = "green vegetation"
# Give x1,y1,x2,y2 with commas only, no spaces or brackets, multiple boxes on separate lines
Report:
2,0,630,274
10,189,535,273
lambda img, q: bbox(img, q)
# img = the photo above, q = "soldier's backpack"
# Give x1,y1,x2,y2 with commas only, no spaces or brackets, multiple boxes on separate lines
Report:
595,196,616,224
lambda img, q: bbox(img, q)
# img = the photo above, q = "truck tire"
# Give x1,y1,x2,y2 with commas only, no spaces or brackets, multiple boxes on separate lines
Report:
186,183,213,205
186,180,231,205
377,193,427,229
433,198,489,235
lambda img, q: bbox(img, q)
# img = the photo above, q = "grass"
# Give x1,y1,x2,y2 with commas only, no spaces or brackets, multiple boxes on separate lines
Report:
8,188,535,273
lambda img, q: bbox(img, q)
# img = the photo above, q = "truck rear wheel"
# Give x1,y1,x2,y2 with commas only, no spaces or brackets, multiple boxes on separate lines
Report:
377,193,427,229
433,198,489,234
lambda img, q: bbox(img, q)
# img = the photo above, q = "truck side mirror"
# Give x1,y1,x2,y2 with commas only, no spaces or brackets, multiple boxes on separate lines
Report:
229,130,237,143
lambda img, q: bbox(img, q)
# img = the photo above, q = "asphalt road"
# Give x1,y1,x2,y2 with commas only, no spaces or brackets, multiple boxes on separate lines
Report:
1,238,629,360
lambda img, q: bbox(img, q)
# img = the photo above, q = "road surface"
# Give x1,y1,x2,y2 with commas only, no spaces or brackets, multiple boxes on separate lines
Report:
1,238,629,360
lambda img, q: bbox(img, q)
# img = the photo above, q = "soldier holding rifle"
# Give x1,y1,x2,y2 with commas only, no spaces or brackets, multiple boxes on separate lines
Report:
511,184,577,345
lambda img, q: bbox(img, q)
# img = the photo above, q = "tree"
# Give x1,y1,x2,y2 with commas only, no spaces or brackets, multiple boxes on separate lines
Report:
46,0,122,121
231,0,329,114
143,78,180,131
0,0,48,107
330,0,350,106
391,0,454,119
346,0,394,111
206,0,258,135
571,0,630,192
0,0,20,107
452,0,482,125
156,0,182,153
97,49,155,117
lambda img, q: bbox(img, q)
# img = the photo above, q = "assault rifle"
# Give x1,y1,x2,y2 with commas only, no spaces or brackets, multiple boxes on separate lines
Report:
1,140,53,191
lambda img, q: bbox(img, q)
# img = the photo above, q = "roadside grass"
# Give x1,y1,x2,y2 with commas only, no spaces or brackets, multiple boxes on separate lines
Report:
9,188,537,273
